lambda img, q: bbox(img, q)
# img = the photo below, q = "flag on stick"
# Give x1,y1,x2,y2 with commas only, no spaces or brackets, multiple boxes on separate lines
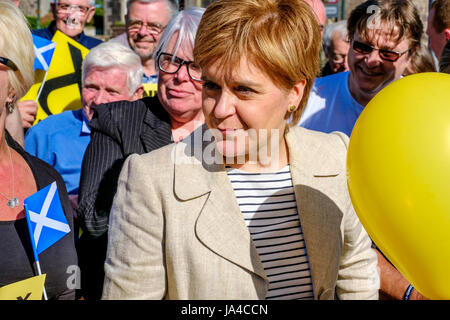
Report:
24,181,71,300
32,35,56,72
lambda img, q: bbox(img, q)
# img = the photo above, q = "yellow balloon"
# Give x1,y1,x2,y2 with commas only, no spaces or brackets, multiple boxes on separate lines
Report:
347,72,450,300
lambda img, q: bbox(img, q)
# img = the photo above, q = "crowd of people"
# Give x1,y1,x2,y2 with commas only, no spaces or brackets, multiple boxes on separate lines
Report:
0,0,449,300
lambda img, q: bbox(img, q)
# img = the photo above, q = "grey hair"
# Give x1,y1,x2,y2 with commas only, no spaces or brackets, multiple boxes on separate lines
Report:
153,7,205,70
126,0,179,18
53,0,96,6
82,41,144,95
322,20,349,55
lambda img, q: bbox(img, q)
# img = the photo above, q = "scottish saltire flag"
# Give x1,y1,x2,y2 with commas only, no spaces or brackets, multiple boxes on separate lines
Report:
32,35,56,71
24,182,70,257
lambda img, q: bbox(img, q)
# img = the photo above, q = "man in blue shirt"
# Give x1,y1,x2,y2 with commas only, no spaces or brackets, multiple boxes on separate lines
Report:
25,41,144,208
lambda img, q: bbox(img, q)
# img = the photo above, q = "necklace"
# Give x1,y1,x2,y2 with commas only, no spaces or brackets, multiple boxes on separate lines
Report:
0,145,19,209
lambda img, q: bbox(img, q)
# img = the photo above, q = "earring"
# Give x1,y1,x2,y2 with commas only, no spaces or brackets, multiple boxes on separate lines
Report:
7,101,14,113
289,105,296,112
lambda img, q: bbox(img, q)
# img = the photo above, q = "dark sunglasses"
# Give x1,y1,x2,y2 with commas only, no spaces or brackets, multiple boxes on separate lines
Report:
352,40,410,62
0,57,18,71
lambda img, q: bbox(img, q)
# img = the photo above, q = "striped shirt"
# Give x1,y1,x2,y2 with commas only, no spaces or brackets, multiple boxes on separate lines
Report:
227,165,314,300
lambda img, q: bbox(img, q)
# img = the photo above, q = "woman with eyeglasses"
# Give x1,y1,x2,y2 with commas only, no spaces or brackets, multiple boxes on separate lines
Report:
76,7,205,299
102,0,379,300
0,1,78,299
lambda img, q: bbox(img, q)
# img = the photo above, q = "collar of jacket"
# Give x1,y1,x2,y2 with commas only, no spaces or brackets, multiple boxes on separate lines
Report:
171,125,346,299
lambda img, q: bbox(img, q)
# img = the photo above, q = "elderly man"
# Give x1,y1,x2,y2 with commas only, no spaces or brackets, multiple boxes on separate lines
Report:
110,0,178,83
427,0,450,60
321,20,350,76
34,0,102,48
24,42,143,210
298,0,422,137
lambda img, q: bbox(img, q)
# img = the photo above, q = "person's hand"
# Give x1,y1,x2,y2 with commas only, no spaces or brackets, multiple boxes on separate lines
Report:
17,100,38,129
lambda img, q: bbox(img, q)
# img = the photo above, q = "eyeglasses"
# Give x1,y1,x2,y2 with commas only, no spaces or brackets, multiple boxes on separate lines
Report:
352,40,411,62
127,19,166,35
0,57,18,71
56,3,92,14
158,52,202,82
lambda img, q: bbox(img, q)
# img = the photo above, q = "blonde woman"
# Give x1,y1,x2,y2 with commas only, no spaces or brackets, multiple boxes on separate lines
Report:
0,1,77,299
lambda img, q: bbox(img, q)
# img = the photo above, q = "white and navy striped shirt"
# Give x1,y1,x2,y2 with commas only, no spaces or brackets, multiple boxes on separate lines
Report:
227,165,314,300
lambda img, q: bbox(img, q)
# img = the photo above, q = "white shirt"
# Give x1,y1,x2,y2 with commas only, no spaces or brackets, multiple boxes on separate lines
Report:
298,71,363,137
227,165,314,300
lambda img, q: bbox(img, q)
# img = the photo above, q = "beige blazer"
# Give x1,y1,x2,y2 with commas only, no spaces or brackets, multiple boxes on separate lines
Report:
102,126,379,300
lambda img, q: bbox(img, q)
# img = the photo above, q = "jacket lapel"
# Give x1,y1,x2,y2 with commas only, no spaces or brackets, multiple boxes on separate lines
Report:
173,127,269,294
286,128,344,299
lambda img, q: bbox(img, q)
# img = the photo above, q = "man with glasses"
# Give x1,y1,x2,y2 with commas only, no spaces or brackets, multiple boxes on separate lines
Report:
299,0,428,300
110,0,179,84
298,0,422,138
33,0,102,49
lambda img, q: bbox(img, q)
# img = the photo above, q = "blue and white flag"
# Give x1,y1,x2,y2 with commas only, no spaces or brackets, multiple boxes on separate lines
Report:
32,35,56,72
24,182,70,260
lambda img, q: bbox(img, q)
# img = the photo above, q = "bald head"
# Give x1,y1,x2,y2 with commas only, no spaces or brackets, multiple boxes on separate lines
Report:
304,0,326,35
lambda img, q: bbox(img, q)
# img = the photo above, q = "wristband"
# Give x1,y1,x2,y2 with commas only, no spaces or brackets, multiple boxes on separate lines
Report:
403,284,414,300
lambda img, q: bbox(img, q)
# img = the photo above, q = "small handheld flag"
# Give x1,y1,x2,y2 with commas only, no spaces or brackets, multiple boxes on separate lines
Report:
32,35,56,72
24,181,71,300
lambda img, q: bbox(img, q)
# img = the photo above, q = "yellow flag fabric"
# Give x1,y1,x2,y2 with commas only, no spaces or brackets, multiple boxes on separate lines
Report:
0,274,46,300
142,83,158,98
21,31,90,124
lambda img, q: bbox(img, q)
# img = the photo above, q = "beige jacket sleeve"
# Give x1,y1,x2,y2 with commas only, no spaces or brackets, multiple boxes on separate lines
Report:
332,131,379,300
102,153,166,299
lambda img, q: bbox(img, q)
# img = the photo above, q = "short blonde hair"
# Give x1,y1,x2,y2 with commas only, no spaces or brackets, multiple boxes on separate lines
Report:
0,1,34,99
193,0,321,125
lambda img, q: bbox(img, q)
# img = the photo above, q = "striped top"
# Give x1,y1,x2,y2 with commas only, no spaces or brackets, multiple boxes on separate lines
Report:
226,165,314,300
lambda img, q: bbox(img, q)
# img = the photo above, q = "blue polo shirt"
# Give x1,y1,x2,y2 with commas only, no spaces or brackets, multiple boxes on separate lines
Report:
25,109,91,195
32,21,103,49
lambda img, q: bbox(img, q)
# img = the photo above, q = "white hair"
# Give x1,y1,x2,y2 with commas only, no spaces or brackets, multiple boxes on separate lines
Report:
153,7,205,70
126,0,179,18
82,41,144,95
323,20,349,55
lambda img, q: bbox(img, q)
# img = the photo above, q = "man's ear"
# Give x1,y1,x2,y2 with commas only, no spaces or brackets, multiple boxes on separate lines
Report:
132,85,145,100
50,2,57,19
85,6,96,23
444,28,450,42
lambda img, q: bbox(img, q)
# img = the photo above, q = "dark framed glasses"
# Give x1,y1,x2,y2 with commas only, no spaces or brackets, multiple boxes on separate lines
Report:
0,57,18,71
352,40,411,62
157,52,202,82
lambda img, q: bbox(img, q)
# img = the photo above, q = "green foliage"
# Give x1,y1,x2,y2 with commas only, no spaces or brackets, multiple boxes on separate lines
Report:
26,16,51,30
